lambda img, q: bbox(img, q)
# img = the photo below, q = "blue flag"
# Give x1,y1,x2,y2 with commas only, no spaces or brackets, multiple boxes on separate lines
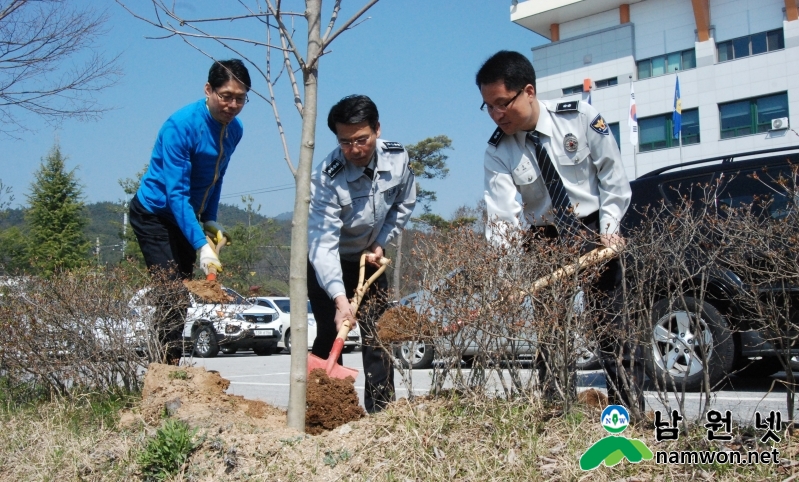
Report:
672,76,682,139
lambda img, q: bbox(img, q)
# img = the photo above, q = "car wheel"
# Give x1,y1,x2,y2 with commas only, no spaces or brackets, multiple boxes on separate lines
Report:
253,344,277,356
646,296,734,391
283,330,292,354
394,341,434,369
192,325,219,358
221,347,237,355
575,334,601,370
734,356,785,378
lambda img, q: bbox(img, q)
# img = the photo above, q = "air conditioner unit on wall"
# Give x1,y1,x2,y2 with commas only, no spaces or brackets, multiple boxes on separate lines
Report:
771,117,789,130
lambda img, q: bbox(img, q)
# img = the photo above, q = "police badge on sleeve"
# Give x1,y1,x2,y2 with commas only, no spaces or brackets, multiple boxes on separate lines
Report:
590,115,610,136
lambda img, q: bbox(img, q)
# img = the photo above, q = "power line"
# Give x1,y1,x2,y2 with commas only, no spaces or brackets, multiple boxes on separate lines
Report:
220,183,295,199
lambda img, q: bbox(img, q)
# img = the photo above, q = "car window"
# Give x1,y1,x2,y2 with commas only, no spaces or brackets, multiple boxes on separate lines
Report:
660,173,716,206
274,299,291,313
715,166,796,219
222,288,245,304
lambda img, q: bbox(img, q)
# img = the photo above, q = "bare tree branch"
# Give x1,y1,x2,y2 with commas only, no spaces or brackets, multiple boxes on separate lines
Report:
318,0,380,61
0,0,121,136
266,24,296,177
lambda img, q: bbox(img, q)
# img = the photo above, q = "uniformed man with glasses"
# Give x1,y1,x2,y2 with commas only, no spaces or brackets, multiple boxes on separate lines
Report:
307,94,416,413
475,51,644,414
129,59,251,365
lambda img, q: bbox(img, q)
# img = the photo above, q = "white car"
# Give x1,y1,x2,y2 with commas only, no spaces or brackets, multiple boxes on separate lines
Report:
129,287,281,358
251,296,361,354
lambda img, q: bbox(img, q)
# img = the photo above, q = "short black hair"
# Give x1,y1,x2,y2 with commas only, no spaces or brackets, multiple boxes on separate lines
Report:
475,50,536,92
208,59,251,90
327,95,379,134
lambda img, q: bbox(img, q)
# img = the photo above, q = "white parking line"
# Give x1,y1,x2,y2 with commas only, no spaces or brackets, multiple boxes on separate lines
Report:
229,381,427,394
224,373,290,378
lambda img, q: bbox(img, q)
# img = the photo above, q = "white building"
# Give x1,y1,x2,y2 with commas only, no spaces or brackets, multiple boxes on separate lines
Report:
510,0,799,178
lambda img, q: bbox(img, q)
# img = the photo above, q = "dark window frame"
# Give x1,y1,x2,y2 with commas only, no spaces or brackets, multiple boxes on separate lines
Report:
638,108,700,152
719,92,789,140
717,28,784,62
637,49,697,80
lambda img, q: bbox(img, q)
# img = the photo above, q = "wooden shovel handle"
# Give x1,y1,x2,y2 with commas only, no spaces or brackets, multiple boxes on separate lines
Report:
528,246,618,294
350,250,391,314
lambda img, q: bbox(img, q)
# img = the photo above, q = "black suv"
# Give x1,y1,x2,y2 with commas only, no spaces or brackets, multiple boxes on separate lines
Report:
623,146,799,390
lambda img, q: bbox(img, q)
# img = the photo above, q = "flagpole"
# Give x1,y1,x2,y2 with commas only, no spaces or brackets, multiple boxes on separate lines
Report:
678,130,683,165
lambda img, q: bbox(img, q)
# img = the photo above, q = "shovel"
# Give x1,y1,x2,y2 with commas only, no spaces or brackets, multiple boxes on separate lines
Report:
307,251,391,380
203,234,226,281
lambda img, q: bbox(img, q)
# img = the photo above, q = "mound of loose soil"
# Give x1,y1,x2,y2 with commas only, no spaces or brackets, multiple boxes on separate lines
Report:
183,279,232,303
306,368,365,434
376,305,439,342
137,363,286,426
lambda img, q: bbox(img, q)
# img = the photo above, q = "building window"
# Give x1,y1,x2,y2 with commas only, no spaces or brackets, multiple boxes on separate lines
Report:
563,77,617,96
719,92,788,139
609,122,620,149
637,49,696,80
717,29,784,62
595,77,618,89
638,108,700,152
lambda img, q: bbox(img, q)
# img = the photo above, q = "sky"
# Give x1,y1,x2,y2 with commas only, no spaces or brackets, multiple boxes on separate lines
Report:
2,1,547,220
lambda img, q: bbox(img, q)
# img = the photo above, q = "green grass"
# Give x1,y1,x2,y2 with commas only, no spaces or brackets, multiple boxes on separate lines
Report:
137,418,201,481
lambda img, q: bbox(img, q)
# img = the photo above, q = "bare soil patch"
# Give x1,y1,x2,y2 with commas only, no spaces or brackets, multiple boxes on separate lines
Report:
376,305,438,342
183,279,231,303
305,368,365,434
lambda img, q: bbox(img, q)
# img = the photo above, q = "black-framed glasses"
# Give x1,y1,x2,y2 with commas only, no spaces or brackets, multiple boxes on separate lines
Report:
214,89,249,106
338,134,372,149
480,90,523,113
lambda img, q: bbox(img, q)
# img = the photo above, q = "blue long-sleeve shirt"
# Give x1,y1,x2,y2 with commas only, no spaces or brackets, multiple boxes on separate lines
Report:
136,99,243,249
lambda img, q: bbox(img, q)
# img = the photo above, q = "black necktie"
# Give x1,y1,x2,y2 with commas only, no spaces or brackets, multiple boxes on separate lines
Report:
363,166,374,180
528,132,580,236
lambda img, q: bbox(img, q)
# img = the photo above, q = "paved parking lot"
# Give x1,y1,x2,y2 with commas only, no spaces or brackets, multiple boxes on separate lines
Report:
183,349,793,425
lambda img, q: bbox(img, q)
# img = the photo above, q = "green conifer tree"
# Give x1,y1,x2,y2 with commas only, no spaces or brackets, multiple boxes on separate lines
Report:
26,144,90,276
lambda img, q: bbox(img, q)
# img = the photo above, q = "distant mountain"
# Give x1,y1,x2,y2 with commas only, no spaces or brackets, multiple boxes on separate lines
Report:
274,211,293,221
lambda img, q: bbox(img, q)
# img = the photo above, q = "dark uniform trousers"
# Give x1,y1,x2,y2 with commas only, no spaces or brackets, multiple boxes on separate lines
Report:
307,259,395,414
530,211,645,412
129,195,193,363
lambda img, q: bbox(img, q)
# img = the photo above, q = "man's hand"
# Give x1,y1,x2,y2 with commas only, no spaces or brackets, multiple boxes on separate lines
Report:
364,243,384,268
203,221,232,246
600,233,626,251
333,294,356,332
199,243,223,275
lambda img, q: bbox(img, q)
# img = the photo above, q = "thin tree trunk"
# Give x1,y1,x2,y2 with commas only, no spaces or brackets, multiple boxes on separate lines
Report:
286,0,322,432
393,230,403,301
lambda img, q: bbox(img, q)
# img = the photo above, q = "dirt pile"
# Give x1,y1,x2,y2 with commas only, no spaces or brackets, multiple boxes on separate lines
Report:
306,368,365,434
376,305,439,342
137,363,286,426
183,279,231,303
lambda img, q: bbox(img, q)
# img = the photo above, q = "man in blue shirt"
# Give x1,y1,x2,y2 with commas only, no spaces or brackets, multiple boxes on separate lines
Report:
129,59,251,364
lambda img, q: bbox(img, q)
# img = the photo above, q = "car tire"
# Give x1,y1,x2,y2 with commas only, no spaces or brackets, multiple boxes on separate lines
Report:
283,330,292,354
646,296,734,391
734,356,785,378
221,347,237,355
393,341,434,369
192,325,219,358
253,344,277,356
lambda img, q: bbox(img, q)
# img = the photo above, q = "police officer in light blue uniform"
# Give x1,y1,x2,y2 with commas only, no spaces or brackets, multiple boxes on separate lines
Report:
308,94,416,413
476,51,644,414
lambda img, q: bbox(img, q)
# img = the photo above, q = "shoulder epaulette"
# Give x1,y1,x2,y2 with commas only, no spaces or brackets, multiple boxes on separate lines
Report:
382,141,404,151
556,101,579,113
487,127,504,146
323,158,345,178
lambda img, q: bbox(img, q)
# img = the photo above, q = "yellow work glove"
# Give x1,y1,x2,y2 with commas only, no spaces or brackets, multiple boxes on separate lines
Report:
199,243,222,275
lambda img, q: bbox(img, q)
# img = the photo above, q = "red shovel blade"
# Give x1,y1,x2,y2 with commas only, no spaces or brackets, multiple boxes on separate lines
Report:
307,338,359,380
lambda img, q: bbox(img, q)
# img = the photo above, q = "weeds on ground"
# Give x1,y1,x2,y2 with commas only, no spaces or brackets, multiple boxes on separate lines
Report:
137,418,201,481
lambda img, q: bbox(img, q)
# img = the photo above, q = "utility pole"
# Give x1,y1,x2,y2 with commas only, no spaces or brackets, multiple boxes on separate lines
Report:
96,237,100,265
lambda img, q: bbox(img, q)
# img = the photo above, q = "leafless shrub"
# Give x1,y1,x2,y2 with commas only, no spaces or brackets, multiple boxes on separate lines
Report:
0,267,184,399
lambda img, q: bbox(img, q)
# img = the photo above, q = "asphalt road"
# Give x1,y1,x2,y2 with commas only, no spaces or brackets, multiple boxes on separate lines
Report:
183,348,794,427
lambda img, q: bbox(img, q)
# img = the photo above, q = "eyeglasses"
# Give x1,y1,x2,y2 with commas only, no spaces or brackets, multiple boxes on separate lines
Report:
214,90,249,106
338,134,372,149
480,89,523,114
